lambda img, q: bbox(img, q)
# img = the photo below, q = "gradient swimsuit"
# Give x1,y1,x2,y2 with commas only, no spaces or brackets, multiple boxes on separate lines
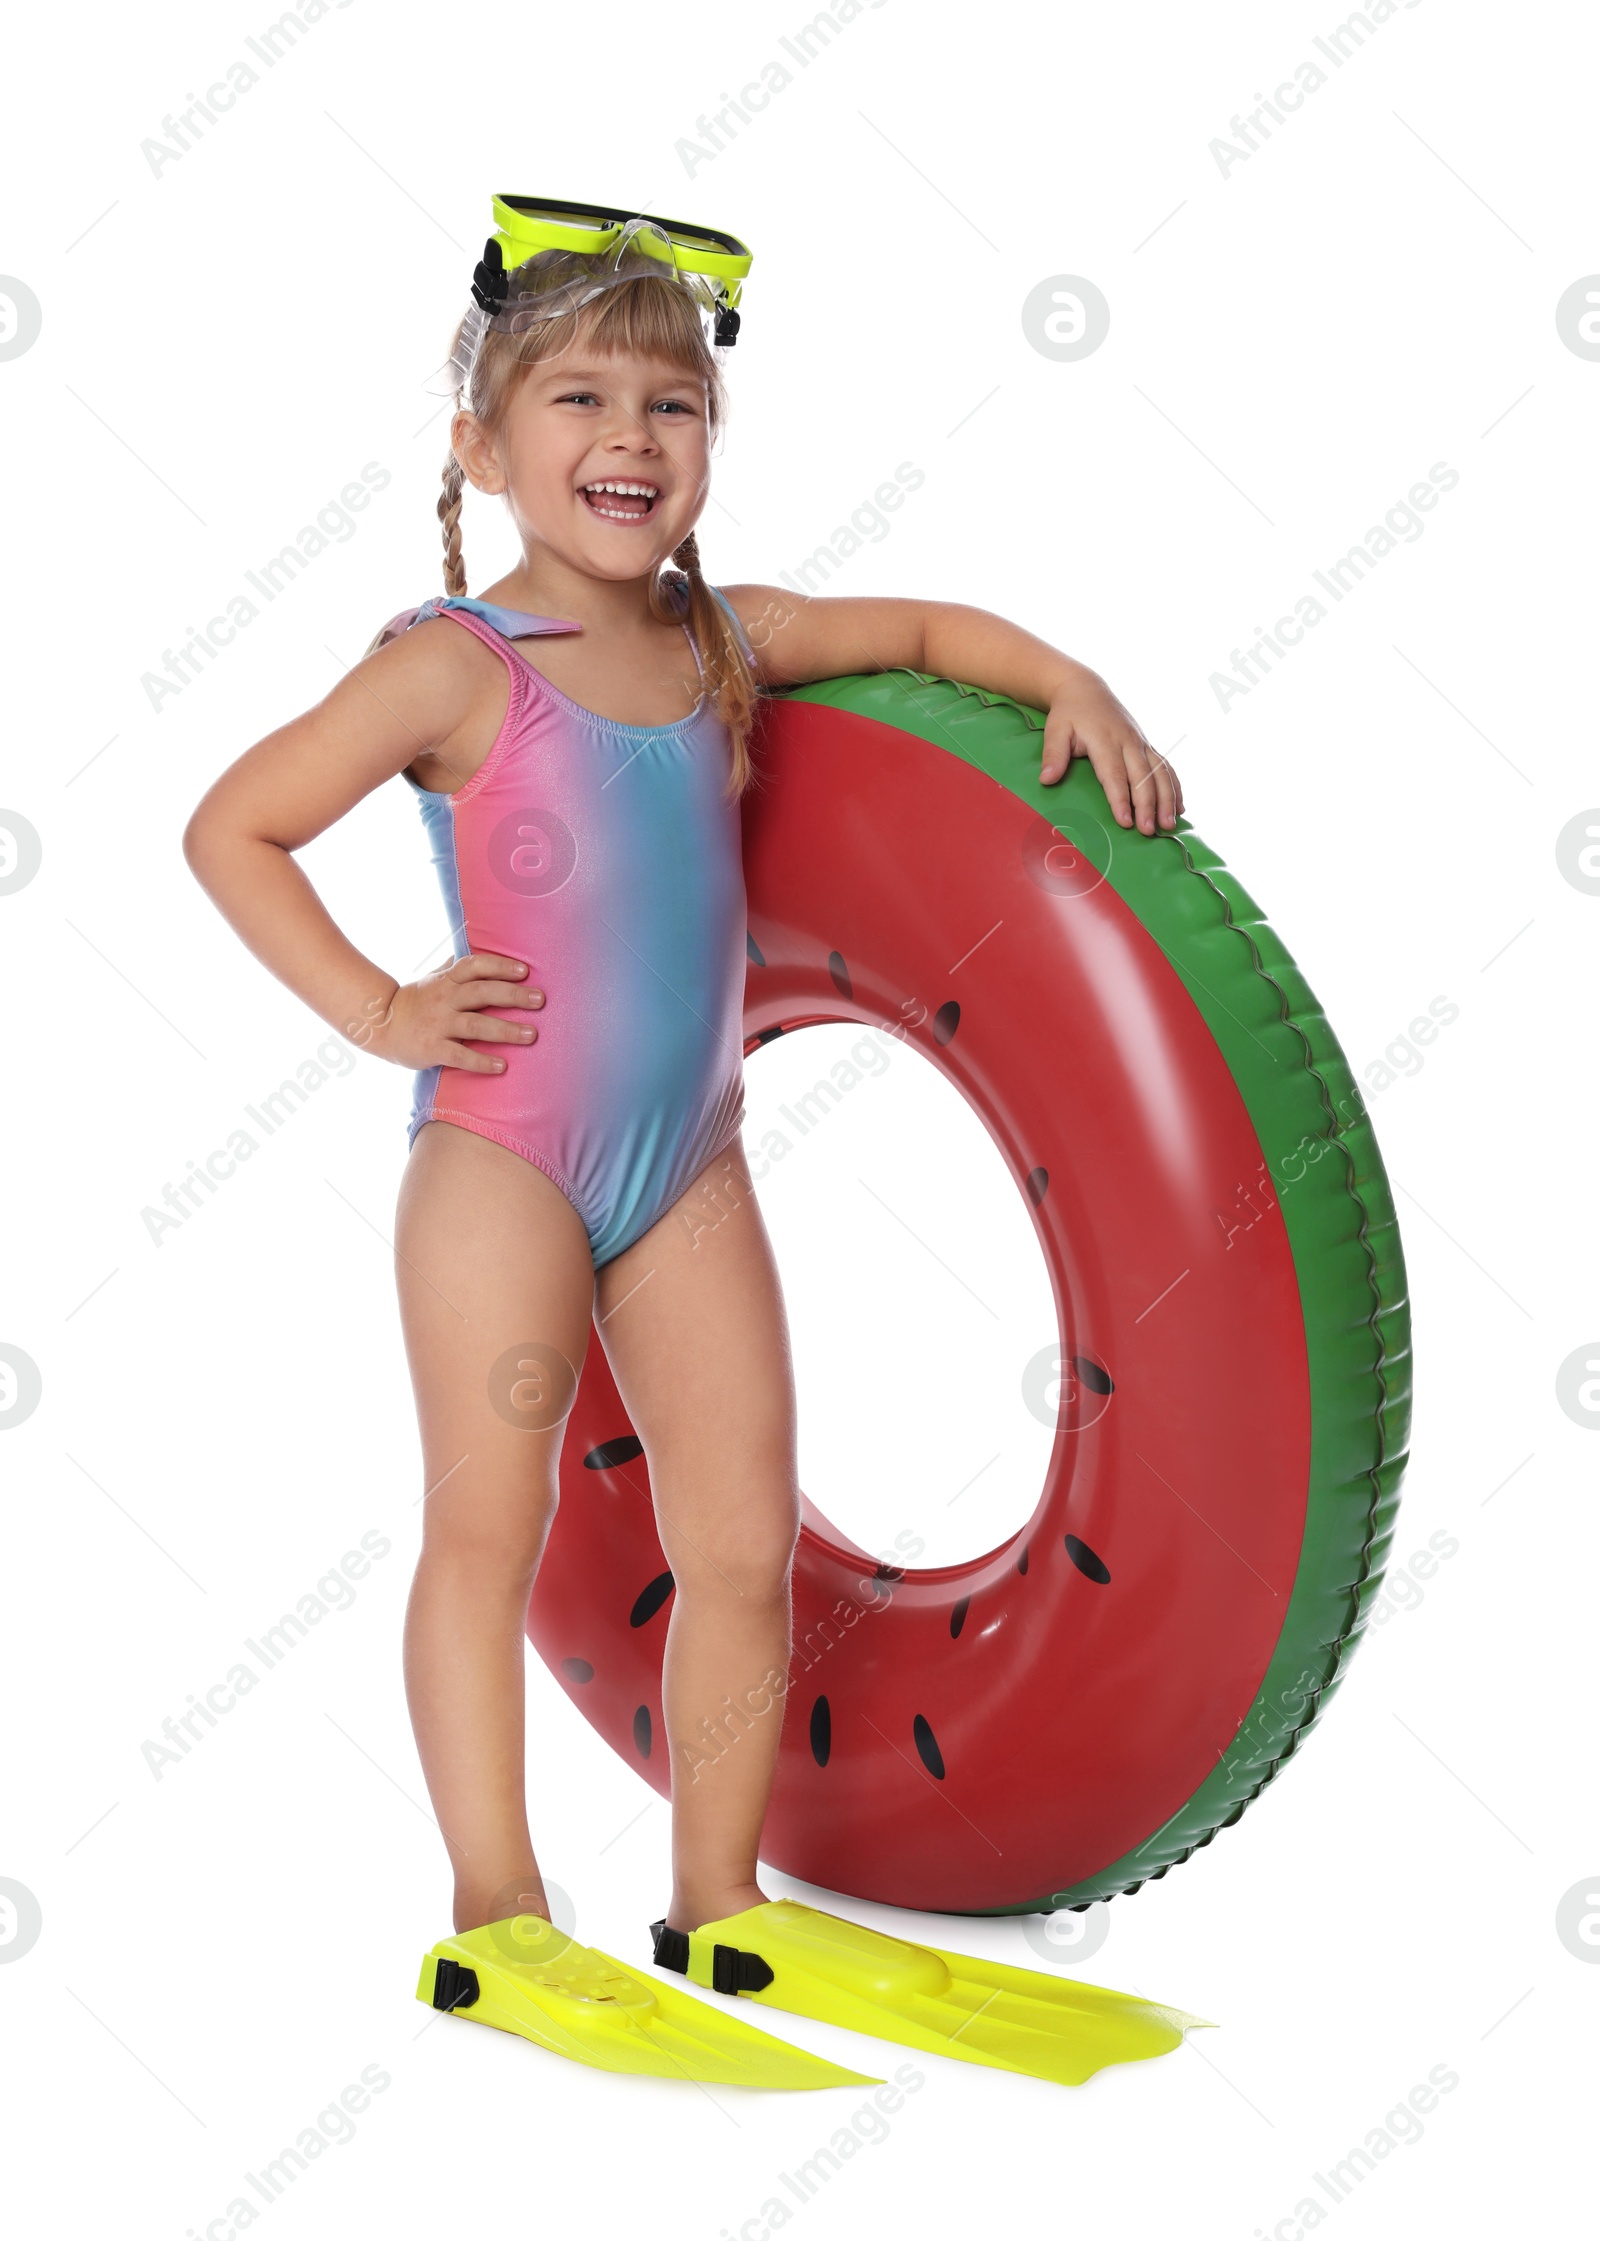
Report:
388,593,750,1268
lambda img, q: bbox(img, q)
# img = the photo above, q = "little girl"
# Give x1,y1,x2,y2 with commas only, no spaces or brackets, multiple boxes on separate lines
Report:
184,200,1186,2082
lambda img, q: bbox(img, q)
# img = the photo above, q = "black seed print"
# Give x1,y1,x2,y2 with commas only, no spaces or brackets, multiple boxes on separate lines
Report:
561,1658,594,1683
828,951,853,999
1064,1534,1112,1585
932,1000,960,1045
1070,1356,1114,1395
747,931,767,966
756,1024,785,1045
949,1596,970,1639
1017,1544,1030,1575
633,1705,652,1758
629,1572,675,1628
912,1714,946,1779
585,1436,644,1470
810,1696,831,1767
1025,1167,1050,1205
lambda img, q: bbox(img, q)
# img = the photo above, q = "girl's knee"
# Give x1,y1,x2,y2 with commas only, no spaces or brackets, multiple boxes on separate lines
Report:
420,1479,559,1580
660,1489,798,1604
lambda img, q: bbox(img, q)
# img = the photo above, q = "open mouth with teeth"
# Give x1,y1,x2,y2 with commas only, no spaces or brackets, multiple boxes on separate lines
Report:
580,480,661,522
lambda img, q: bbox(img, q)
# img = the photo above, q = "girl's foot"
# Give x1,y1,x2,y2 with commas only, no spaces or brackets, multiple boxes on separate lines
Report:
663,1879,768,1935
454,1865,551,1936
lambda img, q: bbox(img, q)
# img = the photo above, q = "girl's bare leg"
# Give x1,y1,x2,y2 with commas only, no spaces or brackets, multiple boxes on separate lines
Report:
593,1135,800,1933
394,1120,595,1934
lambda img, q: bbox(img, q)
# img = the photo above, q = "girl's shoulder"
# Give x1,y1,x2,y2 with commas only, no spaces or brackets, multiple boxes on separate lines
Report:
359,600,507,750
705,583,763,656
363,601,513,694
368,599,460,655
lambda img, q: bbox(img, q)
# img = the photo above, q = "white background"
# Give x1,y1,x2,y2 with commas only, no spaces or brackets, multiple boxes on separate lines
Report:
1,1,1594,2234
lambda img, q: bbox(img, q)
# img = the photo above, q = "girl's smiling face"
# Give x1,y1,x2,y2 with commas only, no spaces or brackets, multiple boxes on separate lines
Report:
454,343,712,583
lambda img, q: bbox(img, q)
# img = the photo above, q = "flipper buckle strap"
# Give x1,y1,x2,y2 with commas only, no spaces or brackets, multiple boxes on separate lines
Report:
431,1957,480,2012
649,1918,690,1974
711,1943,775,1997
648,1916,775,1996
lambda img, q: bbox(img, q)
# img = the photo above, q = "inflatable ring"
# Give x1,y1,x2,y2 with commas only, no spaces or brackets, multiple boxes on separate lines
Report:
528,671,1412,1915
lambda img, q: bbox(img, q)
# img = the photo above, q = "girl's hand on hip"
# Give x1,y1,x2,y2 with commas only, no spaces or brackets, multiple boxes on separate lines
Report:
362,953,544,1072
1039,666,1184,835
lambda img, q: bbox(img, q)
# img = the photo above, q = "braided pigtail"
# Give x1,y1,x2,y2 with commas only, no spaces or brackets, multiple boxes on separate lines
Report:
650,529,760,800
438,451,468,597
358,450,468,659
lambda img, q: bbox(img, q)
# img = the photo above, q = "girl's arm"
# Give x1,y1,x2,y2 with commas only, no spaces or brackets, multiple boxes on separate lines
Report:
182,624,543,1071
719,587,1182,835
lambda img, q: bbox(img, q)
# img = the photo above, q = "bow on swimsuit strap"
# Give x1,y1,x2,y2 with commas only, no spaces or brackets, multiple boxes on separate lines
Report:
409,595,585,640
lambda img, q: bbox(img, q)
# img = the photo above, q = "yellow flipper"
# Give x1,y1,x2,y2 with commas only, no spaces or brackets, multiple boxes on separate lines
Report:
417,1912,877,2090
652,1899,1214,2089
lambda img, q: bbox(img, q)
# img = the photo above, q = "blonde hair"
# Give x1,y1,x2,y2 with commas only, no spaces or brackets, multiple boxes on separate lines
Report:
371,243,760,799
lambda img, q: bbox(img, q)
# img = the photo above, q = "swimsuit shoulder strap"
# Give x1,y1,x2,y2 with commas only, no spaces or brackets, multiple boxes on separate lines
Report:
374,596,585,703
397,595,584,643
676,585,757,694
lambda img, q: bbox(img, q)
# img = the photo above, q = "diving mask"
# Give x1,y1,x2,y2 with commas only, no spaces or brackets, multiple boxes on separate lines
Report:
429,194,753,398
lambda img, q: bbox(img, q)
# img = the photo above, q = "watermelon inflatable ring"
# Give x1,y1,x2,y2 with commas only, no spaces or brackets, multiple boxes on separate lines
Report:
528,670,1412,1916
